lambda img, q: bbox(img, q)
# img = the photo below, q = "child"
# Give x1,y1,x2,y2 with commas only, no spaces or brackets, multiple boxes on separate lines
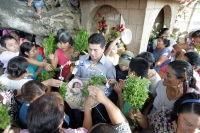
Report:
0,35,19,72
70,79,83,94
19,42,45,80
108,50,134,104
27,0,44,19
113,57,149,129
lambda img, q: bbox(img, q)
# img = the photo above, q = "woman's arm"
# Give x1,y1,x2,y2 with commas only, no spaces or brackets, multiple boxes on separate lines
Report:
26,57,53,71
129,109,152,130
88,86,127,125
49,51,59,69
155,55,169,67
104,31,125,56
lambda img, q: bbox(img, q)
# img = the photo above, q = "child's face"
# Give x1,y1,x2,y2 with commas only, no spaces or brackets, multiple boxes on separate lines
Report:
26,46,37,58
4,39,19,53
74,82,81,88
119,64,129,71
156,38,165,49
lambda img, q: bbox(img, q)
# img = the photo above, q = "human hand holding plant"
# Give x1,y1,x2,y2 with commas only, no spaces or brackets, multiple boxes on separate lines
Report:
84,96,95,110
88,86,107,104
129,108,143,121
114,82,123,94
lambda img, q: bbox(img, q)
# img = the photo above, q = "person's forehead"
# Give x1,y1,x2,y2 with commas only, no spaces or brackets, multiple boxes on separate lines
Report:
5,39,16,45
88,43,102,48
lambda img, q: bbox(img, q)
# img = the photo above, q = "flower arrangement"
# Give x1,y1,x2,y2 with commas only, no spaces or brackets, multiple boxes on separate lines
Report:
97,13,108,36
109,24,125,47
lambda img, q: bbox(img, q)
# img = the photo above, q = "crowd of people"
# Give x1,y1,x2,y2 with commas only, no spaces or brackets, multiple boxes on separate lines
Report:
0,27,200,133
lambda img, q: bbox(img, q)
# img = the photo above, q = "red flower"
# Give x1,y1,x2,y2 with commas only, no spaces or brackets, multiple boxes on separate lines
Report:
99,27,102,30
112,27,116,30
104,20,106,24
120,24,124,28
104,25,108,29
98,13,102,18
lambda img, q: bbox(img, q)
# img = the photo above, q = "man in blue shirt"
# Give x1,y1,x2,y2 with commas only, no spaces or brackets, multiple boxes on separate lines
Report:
74,33,116,125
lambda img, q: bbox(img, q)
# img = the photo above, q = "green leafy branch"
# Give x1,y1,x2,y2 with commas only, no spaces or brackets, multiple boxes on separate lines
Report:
122,75,150,128
42,34,58,57
81,75,106,97
0,103,11,129
59,82,67,100
73,29,90,53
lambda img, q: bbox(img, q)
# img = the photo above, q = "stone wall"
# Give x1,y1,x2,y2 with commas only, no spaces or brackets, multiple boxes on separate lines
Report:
80,0,180,55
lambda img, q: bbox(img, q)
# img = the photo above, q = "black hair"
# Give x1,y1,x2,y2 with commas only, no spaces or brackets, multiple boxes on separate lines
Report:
27,92,64,133
21,80,46,103
88,33,106,48
136,52,155,69
7,56,28,78
184,52,200,71
171,93,200,123
157,36,170,47
168,60,197,90
129,57,149,78
24,35,35,43
19,42,35,58
0,35,15,48
158,28,169,36
56,28,73,45
10,30,20,36
89,123,118,133
191,30,200,38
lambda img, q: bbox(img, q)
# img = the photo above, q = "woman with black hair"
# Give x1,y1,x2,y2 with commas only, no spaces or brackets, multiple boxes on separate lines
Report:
158,51,200,92
20,42,45,80
130,92,200,133
152,28,176,52
153,36,171,72
138,60,199,122
49,28,79,82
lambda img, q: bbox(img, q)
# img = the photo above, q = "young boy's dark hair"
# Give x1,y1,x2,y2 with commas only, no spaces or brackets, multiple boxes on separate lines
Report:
0,35,15,48
129,57,149,78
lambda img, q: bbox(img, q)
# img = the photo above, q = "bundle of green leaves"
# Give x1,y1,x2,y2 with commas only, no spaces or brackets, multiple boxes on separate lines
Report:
122,75,150,128
42,34,58,57
73,29,90,53
38,71,55,82
59,82,67,100
0,103,11,129
81,75,106,97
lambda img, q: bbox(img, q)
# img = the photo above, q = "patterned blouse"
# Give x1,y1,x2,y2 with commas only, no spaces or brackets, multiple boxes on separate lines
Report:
148,109,175,133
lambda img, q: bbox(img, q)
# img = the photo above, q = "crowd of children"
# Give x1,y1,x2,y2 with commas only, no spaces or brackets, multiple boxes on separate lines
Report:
0,27,200,133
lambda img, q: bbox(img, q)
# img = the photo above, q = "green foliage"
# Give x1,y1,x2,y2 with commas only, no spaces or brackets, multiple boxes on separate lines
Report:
73,29,90,52
42,34,58,57
196,44,200,54
0,103,11,129
122,75,150,128
59,82,67,100
38,71,55,82
81,75,106,97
